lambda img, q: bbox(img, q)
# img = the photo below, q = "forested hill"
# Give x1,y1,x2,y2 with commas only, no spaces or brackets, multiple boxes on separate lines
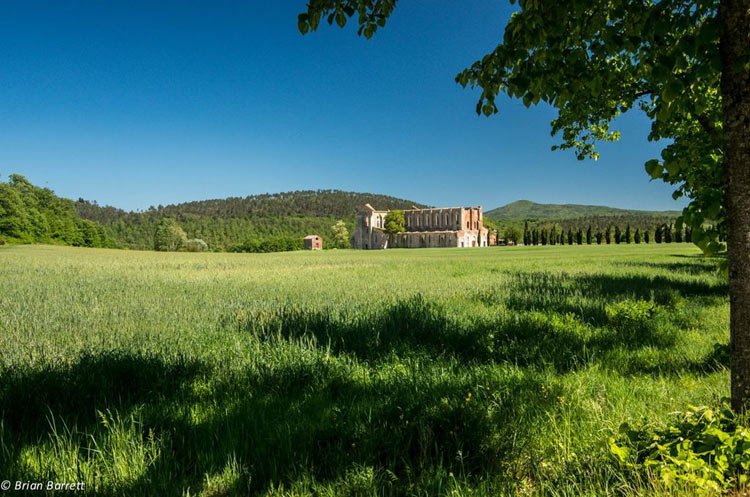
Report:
76,190,426,251
0,174,110,247
486,200,681,221
78,190,427,223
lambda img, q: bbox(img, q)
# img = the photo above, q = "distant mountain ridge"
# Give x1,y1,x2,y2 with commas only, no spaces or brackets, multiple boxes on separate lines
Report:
485,200,681,221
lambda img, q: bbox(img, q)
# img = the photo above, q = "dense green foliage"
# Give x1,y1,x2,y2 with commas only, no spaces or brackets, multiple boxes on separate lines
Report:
184,238,209,252
154,218,188,251
383,209,405,237
611,405,750,495
519,219,693,247
229,236,304,253
0,244,730,496
0,174,110,247
77,190,423,251
331,220,351,249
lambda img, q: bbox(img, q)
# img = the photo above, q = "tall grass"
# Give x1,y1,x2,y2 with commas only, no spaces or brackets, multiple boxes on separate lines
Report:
0,244,729,495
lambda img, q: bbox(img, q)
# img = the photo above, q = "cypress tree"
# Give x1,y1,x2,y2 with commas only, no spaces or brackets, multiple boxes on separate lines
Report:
675,224,683,243
567,228,574,245
576,229,583,245
644,229,650,243
685,225,692,243
605,226,612,244
664,224,673,243
586,225,592,244
655,225,662,243
634,228,641,244
596,229,603,244
625,224,632,243
614,225,621,244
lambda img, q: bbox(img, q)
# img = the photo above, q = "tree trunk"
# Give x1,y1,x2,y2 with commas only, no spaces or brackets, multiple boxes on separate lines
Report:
721,0,750,412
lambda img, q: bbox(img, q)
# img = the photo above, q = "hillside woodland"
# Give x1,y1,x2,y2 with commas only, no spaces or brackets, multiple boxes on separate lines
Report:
75,191,425,251
0,174,110,247
1,175,683,252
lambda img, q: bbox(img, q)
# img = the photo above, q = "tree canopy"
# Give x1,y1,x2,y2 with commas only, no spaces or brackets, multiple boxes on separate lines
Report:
331,219,351,248
384,210,405,238
0,174,110,247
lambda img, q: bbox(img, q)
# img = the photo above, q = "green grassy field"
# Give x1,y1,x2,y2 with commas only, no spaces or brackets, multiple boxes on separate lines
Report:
0,244,730,496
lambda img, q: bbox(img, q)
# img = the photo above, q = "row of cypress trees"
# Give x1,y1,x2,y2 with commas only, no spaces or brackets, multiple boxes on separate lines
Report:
521,222,693,246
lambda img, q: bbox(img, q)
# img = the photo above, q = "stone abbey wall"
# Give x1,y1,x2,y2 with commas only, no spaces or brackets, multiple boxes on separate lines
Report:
352,204,488,249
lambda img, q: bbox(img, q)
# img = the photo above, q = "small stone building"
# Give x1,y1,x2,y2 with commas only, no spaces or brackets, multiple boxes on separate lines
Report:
303,235,322,250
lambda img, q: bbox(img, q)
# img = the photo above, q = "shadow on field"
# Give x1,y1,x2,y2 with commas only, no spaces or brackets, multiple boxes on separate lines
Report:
499,271,726,319
616,260,724,276
553,271,725,300
230,286,703,373
151,363,560,495
623,342,730,377
0,352,205,434
0,352,207,495
0,351,562,496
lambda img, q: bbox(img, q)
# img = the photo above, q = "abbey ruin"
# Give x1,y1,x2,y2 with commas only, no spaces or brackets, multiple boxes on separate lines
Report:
353,204,489,249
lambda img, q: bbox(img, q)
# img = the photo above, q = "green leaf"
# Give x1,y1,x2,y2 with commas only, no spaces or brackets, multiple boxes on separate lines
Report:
297,14,309,35
662,80,684,103
645,159,662,179
609,438,631,462
335,11,346,28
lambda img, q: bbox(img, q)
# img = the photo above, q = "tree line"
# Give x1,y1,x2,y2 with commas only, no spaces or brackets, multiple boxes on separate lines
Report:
76,190,422,224
0,174,111,247
0,176,364,252
75,190,419,251
519,221,694,246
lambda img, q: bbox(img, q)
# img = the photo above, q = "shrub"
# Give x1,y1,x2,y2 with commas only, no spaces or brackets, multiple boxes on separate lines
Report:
610,405,750,496
184,239,208,252
230,236,303,253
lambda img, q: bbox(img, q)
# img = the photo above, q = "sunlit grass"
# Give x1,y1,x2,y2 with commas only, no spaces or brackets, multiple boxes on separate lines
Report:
0,244,729,496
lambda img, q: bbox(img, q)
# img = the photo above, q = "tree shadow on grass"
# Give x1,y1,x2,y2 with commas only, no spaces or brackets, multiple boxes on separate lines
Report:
156,363,561,495
223,266,730,378
0,352,208,495
0,351,563,496
479,271,726,327
555,271,726,301
621,342,730,377
229,288,687,374
0,351,205,434
616,260,724,276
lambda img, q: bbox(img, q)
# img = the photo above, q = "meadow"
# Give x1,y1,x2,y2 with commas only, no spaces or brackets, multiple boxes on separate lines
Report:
0,244,730,496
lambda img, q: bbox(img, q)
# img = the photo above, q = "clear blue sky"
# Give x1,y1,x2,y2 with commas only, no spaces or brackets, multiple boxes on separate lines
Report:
0,1,684,212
